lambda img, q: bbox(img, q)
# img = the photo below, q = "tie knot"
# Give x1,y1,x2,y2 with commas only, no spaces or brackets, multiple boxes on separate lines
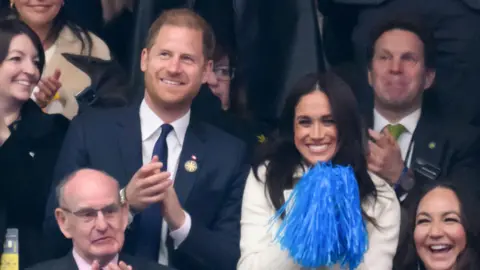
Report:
161,123,173,136
386,124,406,140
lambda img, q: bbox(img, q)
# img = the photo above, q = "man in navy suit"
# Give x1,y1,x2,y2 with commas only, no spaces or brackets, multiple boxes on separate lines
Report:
44,8,249,270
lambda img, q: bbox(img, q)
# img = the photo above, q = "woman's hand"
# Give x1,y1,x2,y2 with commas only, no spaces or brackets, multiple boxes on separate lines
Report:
34,69,62,108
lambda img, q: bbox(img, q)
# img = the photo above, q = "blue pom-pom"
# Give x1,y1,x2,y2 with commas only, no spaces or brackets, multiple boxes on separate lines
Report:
272,162,368,269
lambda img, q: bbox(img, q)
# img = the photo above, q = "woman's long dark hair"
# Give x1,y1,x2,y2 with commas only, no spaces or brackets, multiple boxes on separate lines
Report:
253,71,377,223
9,4,93,55
394,181,480,270
0,18,45,76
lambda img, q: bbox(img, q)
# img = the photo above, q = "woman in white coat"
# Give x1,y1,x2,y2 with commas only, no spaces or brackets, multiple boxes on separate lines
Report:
238,72,401,270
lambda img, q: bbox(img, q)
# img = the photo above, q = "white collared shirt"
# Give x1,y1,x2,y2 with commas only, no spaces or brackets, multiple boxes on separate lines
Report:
373,108,421,167
72,248,119,270
139,99,192,265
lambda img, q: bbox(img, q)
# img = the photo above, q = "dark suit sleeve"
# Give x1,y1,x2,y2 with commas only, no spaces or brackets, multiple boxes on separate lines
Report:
43,115,90,258
174,144,249,270
447,126,480,192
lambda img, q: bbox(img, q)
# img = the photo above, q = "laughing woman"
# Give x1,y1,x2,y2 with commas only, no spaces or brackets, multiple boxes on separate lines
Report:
238,72,401,270
8,0,111,119
394,182,480,270
0,19,69,268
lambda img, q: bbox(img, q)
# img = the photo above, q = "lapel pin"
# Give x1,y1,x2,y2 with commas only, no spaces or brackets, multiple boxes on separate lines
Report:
428,142,436,149
185,158,198,173
257,134,266,143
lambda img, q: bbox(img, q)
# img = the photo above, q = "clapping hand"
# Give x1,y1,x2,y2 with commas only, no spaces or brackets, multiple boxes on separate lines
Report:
34,69,62,108
92,260,133,270
366,129,405,185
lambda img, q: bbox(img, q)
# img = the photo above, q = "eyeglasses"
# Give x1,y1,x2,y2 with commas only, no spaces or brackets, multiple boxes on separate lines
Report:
213,65,235,81
61,204,121,223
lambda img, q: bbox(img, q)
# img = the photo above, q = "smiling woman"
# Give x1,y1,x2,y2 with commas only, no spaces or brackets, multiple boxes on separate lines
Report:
8,0,111,119
0,18,69,269
395,181,480,270
238,71,401,270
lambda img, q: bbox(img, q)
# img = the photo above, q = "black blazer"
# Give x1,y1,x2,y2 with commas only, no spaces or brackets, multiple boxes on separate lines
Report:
363,106,480,190
43,103,250,270
26,252,174,270
363,104,480,264
0,100,69,268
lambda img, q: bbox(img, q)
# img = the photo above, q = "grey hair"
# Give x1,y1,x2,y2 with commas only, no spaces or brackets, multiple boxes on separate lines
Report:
55,169,120,206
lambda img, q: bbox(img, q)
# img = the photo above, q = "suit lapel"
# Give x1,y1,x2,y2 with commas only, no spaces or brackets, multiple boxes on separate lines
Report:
60,252,79,270
174,120,207,205
116,105,143,186
411,111,447,171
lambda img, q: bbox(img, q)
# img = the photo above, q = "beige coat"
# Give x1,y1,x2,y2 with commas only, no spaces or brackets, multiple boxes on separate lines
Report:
42,26,111,119
238,165,401,270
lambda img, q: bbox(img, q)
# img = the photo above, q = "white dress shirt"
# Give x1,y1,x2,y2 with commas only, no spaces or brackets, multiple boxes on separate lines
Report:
139,99,192,265
374,109,421,201
72,248,119,270
373,108,421,167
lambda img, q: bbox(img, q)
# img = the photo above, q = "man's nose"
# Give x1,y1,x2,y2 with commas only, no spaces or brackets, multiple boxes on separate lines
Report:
167,58,181,73
389,58,403,74
94,211,108,231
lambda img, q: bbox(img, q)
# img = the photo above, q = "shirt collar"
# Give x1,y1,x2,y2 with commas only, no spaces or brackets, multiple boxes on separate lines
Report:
139,99,190,146
373,108,421,134
72,248,119,269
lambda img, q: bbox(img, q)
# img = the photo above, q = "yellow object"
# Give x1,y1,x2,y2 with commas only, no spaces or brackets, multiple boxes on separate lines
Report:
257,134,267,143
1,254,18,270
52,92,60,100
184,160,198,172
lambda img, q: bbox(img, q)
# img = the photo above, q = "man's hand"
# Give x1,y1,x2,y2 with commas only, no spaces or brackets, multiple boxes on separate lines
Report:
161,186,186,230
92,260,132,270
367,129,405,185
125,156,173,212
34,69,62,108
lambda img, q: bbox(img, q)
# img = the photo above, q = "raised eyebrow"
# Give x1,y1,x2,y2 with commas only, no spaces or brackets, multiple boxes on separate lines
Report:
8,49,25,56
416,211,431,219
180,53,196,60
295,115,311,120
442,211,461,218
401,52,419,59
376,49,392,55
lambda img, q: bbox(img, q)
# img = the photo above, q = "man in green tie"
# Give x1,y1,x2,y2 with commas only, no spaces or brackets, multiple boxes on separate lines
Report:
363,17,480,199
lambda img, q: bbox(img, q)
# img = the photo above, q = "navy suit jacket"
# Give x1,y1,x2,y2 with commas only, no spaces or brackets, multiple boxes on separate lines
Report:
27,252,173,270
43,103,250,270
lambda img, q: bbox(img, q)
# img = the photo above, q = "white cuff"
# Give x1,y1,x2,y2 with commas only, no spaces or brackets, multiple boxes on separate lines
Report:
169,211,191,249
127,209,135,226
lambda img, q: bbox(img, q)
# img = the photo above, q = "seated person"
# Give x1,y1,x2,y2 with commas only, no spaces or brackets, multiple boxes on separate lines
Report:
361,17,480,198
0,19,69,268
360,17,480,254
195,41,273,159
238,72,401,269
9,0,111,119
27,169,173,270
394,181,480,270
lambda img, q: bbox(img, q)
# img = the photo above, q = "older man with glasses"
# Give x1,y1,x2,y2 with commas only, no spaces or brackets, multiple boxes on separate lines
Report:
28,169,173,270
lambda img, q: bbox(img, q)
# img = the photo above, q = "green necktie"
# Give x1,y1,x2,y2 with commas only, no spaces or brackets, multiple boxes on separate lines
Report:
386,124,407,140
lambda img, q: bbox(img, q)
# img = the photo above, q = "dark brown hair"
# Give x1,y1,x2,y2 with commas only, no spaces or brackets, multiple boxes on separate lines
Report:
0,18,45,76
145,8,215,60
253,71,377,224
394,181,480,270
